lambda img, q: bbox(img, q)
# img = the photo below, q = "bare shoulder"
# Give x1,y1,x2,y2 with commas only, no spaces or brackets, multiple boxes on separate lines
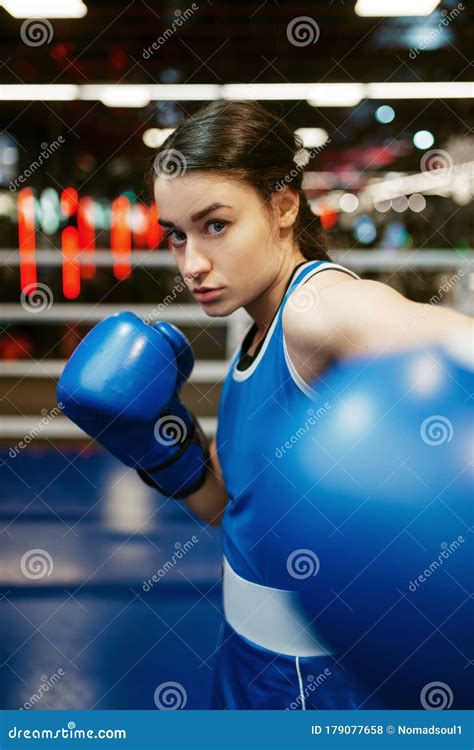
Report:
283,276,399,332
282,276,414,378
282,271,361,348
283,273,472,380
282,271,363,382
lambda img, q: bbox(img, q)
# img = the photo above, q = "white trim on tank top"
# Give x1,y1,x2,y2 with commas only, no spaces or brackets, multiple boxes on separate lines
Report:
232,261,359,387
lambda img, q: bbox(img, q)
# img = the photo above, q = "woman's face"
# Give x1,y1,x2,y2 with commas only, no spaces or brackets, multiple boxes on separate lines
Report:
154,171,291,316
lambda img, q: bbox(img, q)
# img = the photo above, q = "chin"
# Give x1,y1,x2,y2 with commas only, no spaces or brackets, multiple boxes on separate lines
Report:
201,299,237,318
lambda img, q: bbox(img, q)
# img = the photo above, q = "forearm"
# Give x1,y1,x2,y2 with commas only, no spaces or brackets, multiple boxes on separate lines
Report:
182,437,228,526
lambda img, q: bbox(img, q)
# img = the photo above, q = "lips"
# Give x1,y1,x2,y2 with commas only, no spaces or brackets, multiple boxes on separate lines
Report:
193,287,224,302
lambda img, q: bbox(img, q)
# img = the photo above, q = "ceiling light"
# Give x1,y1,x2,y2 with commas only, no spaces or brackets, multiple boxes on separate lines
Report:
375,105,395,124
1,0,87,17
366,82,473,99
355,0,440,17
0,84,78,100
307,84,364,107
97,86,151,108
413,130,435,149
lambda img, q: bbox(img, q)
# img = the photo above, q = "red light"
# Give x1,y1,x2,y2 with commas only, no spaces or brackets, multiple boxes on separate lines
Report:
132,203,149,249
17,188,37,292
77,197,96,279
62,226,81,299
111,196,131,280
61,187,79,217
320,207,339,230
147,203,163,249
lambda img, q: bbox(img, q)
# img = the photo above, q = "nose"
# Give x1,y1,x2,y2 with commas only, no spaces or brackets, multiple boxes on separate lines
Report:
182,242,212,281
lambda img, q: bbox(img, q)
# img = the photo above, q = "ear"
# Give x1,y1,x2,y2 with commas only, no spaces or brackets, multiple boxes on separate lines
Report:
271,186,299,230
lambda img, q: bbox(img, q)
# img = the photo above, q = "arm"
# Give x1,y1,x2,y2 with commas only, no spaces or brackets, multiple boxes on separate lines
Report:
183,434,228,527
283,277,474,383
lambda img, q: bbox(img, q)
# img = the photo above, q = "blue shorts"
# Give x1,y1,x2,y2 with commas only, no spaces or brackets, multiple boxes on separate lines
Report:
211,621,385,710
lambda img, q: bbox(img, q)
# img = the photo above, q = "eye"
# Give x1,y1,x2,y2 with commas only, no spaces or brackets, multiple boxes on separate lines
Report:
166,219,229,248
206,219,228,235
168,229,186,247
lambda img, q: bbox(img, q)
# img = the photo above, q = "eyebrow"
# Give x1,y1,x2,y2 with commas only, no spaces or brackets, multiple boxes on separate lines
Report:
158,202,232,229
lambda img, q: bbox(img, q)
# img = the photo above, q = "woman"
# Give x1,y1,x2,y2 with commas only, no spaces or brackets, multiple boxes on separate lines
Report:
58,99,472,710
150,99,473,710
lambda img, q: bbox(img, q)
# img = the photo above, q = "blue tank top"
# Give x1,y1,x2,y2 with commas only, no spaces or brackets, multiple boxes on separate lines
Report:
216,260,359,589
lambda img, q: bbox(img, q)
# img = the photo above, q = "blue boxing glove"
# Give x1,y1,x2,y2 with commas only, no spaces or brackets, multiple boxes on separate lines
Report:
57,311,209,498
272,335,474,708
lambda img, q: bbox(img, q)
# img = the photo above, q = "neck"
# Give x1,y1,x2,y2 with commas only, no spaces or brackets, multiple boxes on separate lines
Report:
244,250,307,341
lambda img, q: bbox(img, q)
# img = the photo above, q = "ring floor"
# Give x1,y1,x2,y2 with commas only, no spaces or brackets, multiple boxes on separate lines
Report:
0,447,223,709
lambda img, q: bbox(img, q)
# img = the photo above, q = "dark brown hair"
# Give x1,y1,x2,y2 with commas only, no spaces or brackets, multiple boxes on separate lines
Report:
147,99,331,261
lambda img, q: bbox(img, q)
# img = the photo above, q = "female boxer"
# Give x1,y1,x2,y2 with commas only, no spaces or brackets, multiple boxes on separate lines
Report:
149,100,472,710
59,99,472,711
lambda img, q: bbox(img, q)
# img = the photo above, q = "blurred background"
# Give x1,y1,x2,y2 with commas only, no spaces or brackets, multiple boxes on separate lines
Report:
0,0,473,710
